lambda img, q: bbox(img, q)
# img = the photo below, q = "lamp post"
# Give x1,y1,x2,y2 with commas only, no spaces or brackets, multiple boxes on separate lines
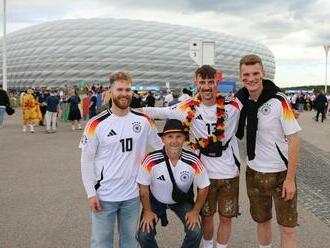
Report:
324,43,330,93
2,0,7,91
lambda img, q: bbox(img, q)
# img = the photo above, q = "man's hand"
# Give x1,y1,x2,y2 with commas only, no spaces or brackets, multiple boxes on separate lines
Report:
140,210,158,233
282,179,296,201
88,195,102,212
185,209,200,230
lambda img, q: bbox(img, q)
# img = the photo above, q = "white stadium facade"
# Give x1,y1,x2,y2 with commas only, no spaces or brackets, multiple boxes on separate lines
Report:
0,18,275,89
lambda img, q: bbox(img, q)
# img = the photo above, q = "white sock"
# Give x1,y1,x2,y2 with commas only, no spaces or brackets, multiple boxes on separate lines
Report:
259,244,272,248
203,239,213,248
217,243,228,248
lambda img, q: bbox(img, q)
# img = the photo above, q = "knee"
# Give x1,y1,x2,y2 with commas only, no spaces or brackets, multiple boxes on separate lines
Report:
137,228,155,244
219,216,232,226
187,225,202,240
280,226,296,238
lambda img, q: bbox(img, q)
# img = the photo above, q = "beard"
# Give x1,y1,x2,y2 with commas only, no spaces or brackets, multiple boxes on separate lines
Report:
112,96,132,109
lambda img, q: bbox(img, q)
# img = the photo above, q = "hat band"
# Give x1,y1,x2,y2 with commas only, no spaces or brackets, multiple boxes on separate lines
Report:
163,129,185,134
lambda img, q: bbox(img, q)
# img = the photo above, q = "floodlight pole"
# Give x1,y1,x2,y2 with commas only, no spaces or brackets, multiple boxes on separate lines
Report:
324,44,330,93
2,0,7,90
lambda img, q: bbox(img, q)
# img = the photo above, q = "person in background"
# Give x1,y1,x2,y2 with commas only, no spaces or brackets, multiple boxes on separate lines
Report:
0,83,10,128
21,88,42,133
168,89,181,106
45,90,59,133
89,90,97,119
178,88,191,102
37,86,49,126
82,90,91,120
130,90,142,108
314,91,328,123
67,89,82,130
146,91,156,107
163,90,173,107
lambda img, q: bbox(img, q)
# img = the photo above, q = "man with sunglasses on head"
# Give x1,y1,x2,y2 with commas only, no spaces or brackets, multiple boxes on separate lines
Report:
139,65,241,248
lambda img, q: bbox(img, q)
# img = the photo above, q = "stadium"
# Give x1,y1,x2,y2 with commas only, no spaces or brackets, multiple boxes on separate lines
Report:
0,18,275,89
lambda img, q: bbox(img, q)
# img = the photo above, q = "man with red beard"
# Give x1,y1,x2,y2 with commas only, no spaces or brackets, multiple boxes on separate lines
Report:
80,71,163,248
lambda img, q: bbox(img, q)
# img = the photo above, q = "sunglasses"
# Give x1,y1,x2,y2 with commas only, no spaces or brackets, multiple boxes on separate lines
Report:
197,79,216,85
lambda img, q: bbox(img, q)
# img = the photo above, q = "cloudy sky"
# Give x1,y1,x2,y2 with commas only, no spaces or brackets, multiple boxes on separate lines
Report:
3,0,330,87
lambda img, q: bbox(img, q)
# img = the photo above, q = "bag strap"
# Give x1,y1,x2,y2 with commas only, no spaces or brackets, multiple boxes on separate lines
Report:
162,148,178,188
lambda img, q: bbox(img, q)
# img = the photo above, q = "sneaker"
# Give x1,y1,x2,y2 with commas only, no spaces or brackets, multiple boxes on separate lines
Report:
71,125,75,131
78,125,82,130
30,125,35,133
22,125,27,132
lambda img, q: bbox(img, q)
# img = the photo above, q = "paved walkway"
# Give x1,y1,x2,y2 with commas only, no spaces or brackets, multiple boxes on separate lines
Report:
0,110,329,247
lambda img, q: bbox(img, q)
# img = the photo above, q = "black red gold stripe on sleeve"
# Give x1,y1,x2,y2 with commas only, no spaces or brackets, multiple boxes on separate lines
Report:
142,151,164,173
281,99,295,121
131,110,155,126
178,99,194,112
86,111,111,137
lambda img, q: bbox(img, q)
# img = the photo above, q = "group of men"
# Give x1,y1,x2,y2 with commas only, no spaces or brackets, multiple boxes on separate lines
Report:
80,54,300,248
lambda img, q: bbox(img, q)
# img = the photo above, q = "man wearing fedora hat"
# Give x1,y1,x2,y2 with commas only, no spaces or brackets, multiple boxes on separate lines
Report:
137,119,210,248
140,65,241,248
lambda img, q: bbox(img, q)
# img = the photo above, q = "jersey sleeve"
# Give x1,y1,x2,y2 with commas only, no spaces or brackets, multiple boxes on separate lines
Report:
143,99,190,121
79,120,100,198
144,117,164,150
278,94,301,135
193,159,210,189
137,155,152,186
79,120,100,155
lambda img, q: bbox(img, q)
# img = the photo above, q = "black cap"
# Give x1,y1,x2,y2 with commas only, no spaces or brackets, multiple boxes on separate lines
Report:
158,119,186,136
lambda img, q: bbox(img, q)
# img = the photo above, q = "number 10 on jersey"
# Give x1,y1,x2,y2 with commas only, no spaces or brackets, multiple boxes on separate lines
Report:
120,138,133,152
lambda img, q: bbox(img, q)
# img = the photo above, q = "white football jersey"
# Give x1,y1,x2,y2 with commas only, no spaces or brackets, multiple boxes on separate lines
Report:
240,93,301,172
137,149,210,204
80,109,163,201
143,98,241,179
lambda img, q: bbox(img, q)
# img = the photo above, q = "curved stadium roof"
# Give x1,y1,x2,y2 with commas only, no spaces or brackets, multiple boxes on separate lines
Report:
0,18,275,88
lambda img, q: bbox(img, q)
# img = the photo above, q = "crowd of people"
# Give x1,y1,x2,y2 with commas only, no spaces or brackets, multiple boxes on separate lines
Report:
79,54,301,248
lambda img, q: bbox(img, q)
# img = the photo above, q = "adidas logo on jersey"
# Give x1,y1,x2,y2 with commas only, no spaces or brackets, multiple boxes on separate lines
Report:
107,129,117,136
196,114,203,120
157,175,165,181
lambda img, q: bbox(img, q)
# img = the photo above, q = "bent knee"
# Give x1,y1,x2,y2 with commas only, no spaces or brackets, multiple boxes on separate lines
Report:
187,226,202,239
137,229,155,243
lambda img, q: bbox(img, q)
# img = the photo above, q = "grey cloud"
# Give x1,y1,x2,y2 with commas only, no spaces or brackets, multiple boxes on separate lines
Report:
253,18,297,38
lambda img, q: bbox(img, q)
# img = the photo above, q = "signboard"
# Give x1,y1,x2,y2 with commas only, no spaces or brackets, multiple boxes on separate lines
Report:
189,40,215,66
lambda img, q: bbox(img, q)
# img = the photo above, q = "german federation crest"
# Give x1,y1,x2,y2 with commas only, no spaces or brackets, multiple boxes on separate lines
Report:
260,104,271,115
132,122,142,133
180,171,190,182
